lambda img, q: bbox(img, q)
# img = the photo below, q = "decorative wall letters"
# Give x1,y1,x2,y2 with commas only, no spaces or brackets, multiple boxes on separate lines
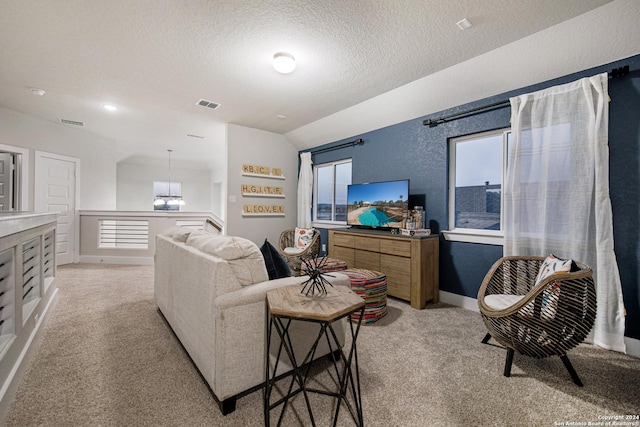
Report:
241,164,286,216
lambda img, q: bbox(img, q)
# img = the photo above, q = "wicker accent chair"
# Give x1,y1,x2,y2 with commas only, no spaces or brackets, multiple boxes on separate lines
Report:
277,229,321,275
477,256,596,386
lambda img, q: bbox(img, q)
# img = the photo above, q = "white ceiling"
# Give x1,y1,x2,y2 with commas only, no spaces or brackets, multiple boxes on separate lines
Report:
0,0,616,169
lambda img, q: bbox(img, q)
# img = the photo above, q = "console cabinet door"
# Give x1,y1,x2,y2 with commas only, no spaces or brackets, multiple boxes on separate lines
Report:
381,253,411,300
331,246,355,267
354,249,380,271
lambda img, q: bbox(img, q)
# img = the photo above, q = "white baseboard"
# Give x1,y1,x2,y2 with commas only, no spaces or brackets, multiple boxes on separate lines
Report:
78,255,154,265
438,290,640,359
624,336,640,358
439,290,480,313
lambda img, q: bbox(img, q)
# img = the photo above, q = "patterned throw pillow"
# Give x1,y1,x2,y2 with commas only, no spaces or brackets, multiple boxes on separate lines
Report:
294,227,315,249
535,254,576,320
534,254,574,286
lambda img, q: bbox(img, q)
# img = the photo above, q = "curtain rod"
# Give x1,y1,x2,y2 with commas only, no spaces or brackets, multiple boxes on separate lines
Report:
310,138,364,155
423,64,631,128
422,100,510,127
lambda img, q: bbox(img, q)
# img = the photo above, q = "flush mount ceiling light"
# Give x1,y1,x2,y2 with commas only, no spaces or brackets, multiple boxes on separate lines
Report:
29,87,46,96
103,104,117,111
273,52,296,74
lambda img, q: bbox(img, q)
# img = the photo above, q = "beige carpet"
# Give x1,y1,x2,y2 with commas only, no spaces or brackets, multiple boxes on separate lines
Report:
2,264,639,426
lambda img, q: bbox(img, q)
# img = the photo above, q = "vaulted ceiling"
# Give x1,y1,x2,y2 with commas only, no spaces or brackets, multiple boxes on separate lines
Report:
0,0,618,169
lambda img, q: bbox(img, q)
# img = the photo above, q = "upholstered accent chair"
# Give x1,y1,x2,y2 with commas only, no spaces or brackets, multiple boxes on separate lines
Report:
477,256,597,386
277,228,321,275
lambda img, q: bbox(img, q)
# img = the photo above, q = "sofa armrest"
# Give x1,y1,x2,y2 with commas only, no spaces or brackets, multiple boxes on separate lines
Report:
214,272,351,311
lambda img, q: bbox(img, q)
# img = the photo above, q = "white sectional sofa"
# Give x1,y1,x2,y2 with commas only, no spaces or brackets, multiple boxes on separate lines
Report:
154,226,350,414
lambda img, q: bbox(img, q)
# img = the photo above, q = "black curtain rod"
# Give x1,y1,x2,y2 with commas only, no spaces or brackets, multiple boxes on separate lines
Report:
310,138,364,155
423,100,509,127
423,64,631,128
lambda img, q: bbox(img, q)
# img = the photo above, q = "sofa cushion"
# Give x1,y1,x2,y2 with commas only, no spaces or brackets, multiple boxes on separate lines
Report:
260,239,291,280
186,234,269,285
161,225,204,242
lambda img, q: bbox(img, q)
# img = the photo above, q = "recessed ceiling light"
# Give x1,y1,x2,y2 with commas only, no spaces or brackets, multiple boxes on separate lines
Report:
456,18,472,30
103,104,117,111
273,52,296,74
29,88,45,96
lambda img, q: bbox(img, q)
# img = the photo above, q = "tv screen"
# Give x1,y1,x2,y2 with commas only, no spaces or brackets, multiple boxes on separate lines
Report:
347,179,409,228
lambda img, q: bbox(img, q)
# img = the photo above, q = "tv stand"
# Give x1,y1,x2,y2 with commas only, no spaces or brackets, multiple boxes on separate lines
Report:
328,228,439,309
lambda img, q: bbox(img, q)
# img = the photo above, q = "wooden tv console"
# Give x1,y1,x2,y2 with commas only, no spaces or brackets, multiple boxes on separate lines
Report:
328,228,439,309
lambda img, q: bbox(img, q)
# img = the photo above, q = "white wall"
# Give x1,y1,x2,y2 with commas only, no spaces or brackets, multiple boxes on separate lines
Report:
116,159,212,211
211,167,226,220
0,106,117,210
226,124,299,246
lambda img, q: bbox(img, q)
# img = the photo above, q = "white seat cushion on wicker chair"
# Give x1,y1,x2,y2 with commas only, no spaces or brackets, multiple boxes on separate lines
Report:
283,247,305,255
484,294,526,311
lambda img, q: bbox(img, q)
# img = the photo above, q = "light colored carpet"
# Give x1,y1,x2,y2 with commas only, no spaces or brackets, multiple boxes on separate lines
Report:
2,264,639,426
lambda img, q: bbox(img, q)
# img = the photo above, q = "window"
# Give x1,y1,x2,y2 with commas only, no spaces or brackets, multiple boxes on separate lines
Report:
313,159,352,223
446,129,509,244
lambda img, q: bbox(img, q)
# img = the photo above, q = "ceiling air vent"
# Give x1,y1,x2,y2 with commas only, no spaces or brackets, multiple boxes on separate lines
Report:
196,99,220,110
59,118,85,127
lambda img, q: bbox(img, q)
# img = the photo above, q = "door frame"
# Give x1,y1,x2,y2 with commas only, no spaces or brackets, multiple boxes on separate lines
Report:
34,151,81,264
0,143,29,211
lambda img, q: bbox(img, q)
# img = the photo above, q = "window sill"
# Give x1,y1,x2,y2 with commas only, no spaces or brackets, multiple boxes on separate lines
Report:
443,230,503,246
312,221,349,229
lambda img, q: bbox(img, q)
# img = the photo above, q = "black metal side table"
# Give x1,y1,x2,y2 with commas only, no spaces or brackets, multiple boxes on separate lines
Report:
264,284,365,427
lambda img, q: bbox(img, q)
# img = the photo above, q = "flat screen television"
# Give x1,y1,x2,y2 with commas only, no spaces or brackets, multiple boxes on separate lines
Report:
347,179,409,228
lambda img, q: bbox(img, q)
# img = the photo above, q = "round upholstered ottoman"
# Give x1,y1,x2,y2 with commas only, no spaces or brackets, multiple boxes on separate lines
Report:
341,268,388,324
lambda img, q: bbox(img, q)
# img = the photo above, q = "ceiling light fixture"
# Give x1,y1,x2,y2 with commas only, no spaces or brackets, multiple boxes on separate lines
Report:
154,149,185,209
103,104,117,111
273,52,296,74
456,18,472,30
29,88,46,96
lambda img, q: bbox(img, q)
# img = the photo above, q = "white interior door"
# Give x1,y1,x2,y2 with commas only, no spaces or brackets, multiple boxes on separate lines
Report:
35,152,79,265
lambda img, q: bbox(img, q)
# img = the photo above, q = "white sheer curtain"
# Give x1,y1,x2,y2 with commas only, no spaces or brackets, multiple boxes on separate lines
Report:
297,152,313,228
504,73,626,353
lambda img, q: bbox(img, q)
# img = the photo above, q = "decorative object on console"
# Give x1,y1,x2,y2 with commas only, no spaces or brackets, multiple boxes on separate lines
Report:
300,255,334,296
400,228,431,236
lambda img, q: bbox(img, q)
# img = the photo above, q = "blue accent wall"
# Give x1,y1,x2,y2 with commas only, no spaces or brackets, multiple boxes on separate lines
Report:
309,53,640,340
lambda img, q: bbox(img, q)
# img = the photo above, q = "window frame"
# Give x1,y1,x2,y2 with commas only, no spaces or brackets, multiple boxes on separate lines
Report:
444,129,510,245
312,158,352,227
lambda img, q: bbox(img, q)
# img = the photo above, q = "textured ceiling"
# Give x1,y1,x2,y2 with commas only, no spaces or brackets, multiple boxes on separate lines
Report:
0,0,615,168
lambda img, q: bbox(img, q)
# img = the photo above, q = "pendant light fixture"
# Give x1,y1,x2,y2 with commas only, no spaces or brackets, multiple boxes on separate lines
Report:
153,149,185,209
